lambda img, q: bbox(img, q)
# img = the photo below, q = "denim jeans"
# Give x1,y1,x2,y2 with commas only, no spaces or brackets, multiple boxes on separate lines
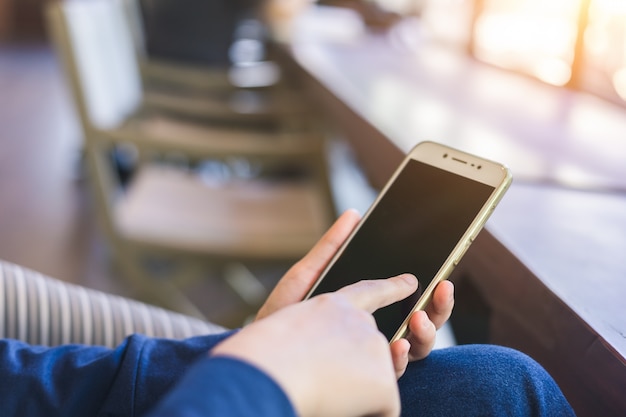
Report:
398,344,576,416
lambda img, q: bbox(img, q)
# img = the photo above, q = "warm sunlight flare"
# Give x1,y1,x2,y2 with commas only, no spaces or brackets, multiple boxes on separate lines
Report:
473,0,581,86
381,0,626,103
612,68,626,101
586,0,626,99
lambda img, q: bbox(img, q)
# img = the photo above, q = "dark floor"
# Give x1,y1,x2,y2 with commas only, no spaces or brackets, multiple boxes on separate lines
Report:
0,45,109,290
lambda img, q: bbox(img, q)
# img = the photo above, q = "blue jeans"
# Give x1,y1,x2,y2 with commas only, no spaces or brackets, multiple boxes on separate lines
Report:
398,344,576,416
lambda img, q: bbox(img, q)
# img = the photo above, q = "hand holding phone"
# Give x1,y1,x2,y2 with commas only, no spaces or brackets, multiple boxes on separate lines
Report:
304,141,512,343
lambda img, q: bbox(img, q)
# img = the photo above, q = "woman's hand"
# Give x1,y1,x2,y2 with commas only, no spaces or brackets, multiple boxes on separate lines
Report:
254,209,455,378
256,209,362,321
214,275,418,417
390,279,454,377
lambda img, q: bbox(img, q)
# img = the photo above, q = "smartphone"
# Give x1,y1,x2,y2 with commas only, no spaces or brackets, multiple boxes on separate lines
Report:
304,141,512,343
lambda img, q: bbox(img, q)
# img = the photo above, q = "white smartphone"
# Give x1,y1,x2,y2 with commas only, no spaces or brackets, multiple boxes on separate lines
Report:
304,141,512,343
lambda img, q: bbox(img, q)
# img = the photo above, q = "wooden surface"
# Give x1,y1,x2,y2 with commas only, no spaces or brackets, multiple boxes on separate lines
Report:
282,6,626,416
286,6,626,192
117,165,329,260
462,184,626,417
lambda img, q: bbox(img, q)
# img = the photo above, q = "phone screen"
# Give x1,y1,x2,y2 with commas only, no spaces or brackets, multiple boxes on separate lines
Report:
309,159,496,340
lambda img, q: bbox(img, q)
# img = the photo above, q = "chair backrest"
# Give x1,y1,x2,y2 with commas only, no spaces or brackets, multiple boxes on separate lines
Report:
47,0,143,131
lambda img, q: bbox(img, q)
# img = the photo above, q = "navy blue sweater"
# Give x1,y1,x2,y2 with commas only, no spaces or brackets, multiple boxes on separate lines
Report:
0,332,297,416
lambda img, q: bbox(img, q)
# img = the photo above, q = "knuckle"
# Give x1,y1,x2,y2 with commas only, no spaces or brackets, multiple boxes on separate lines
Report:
314,292,337,305
314,292,348,310
351,279,376,291
355,308,376,326
289,259,315,279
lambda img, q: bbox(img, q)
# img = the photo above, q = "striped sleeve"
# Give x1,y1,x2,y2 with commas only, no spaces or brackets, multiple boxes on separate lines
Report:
0,260,226,347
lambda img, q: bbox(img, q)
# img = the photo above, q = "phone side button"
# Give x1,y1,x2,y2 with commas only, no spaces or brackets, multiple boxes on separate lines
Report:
453,241,472,266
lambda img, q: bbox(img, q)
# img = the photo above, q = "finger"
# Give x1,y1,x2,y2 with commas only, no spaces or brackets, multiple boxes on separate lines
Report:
424,280,454,330
338,274,418,313
390,338,410,379
255,210,362,321
282,209,361,293
405,310,436,361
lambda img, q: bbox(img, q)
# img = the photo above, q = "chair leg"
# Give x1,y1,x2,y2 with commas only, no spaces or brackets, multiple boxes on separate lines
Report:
223,262,269,308
114,249,208,320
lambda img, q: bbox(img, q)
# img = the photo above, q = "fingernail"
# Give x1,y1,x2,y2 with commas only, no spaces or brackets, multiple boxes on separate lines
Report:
448,282,455,301
419,311,430,329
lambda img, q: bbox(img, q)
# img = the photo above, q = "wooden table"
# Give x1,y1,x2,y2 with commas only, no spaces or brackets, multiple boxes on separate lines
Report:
278,6,626,416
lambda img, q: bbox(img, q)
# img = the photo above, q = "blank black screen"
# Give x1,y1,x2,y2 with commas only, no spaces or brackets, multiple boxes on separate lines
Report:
310,160,495,340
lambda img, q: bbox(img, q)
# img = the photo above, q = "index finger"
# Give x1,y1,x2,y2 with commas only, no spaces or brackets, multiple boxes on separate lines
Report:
337,274,418,314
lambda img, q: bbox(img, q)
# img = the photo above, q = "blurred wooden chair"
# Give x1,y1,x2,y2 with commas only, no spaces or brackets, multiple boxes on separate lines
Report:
120,0,284,93
50,0,311,131
118,0,315,137
45,0,334,181
46,0,336,325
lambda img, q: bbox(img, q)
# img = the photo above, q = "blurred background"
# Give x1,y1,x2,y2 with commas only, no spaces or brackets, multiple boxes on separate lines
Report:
1,0,626,329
